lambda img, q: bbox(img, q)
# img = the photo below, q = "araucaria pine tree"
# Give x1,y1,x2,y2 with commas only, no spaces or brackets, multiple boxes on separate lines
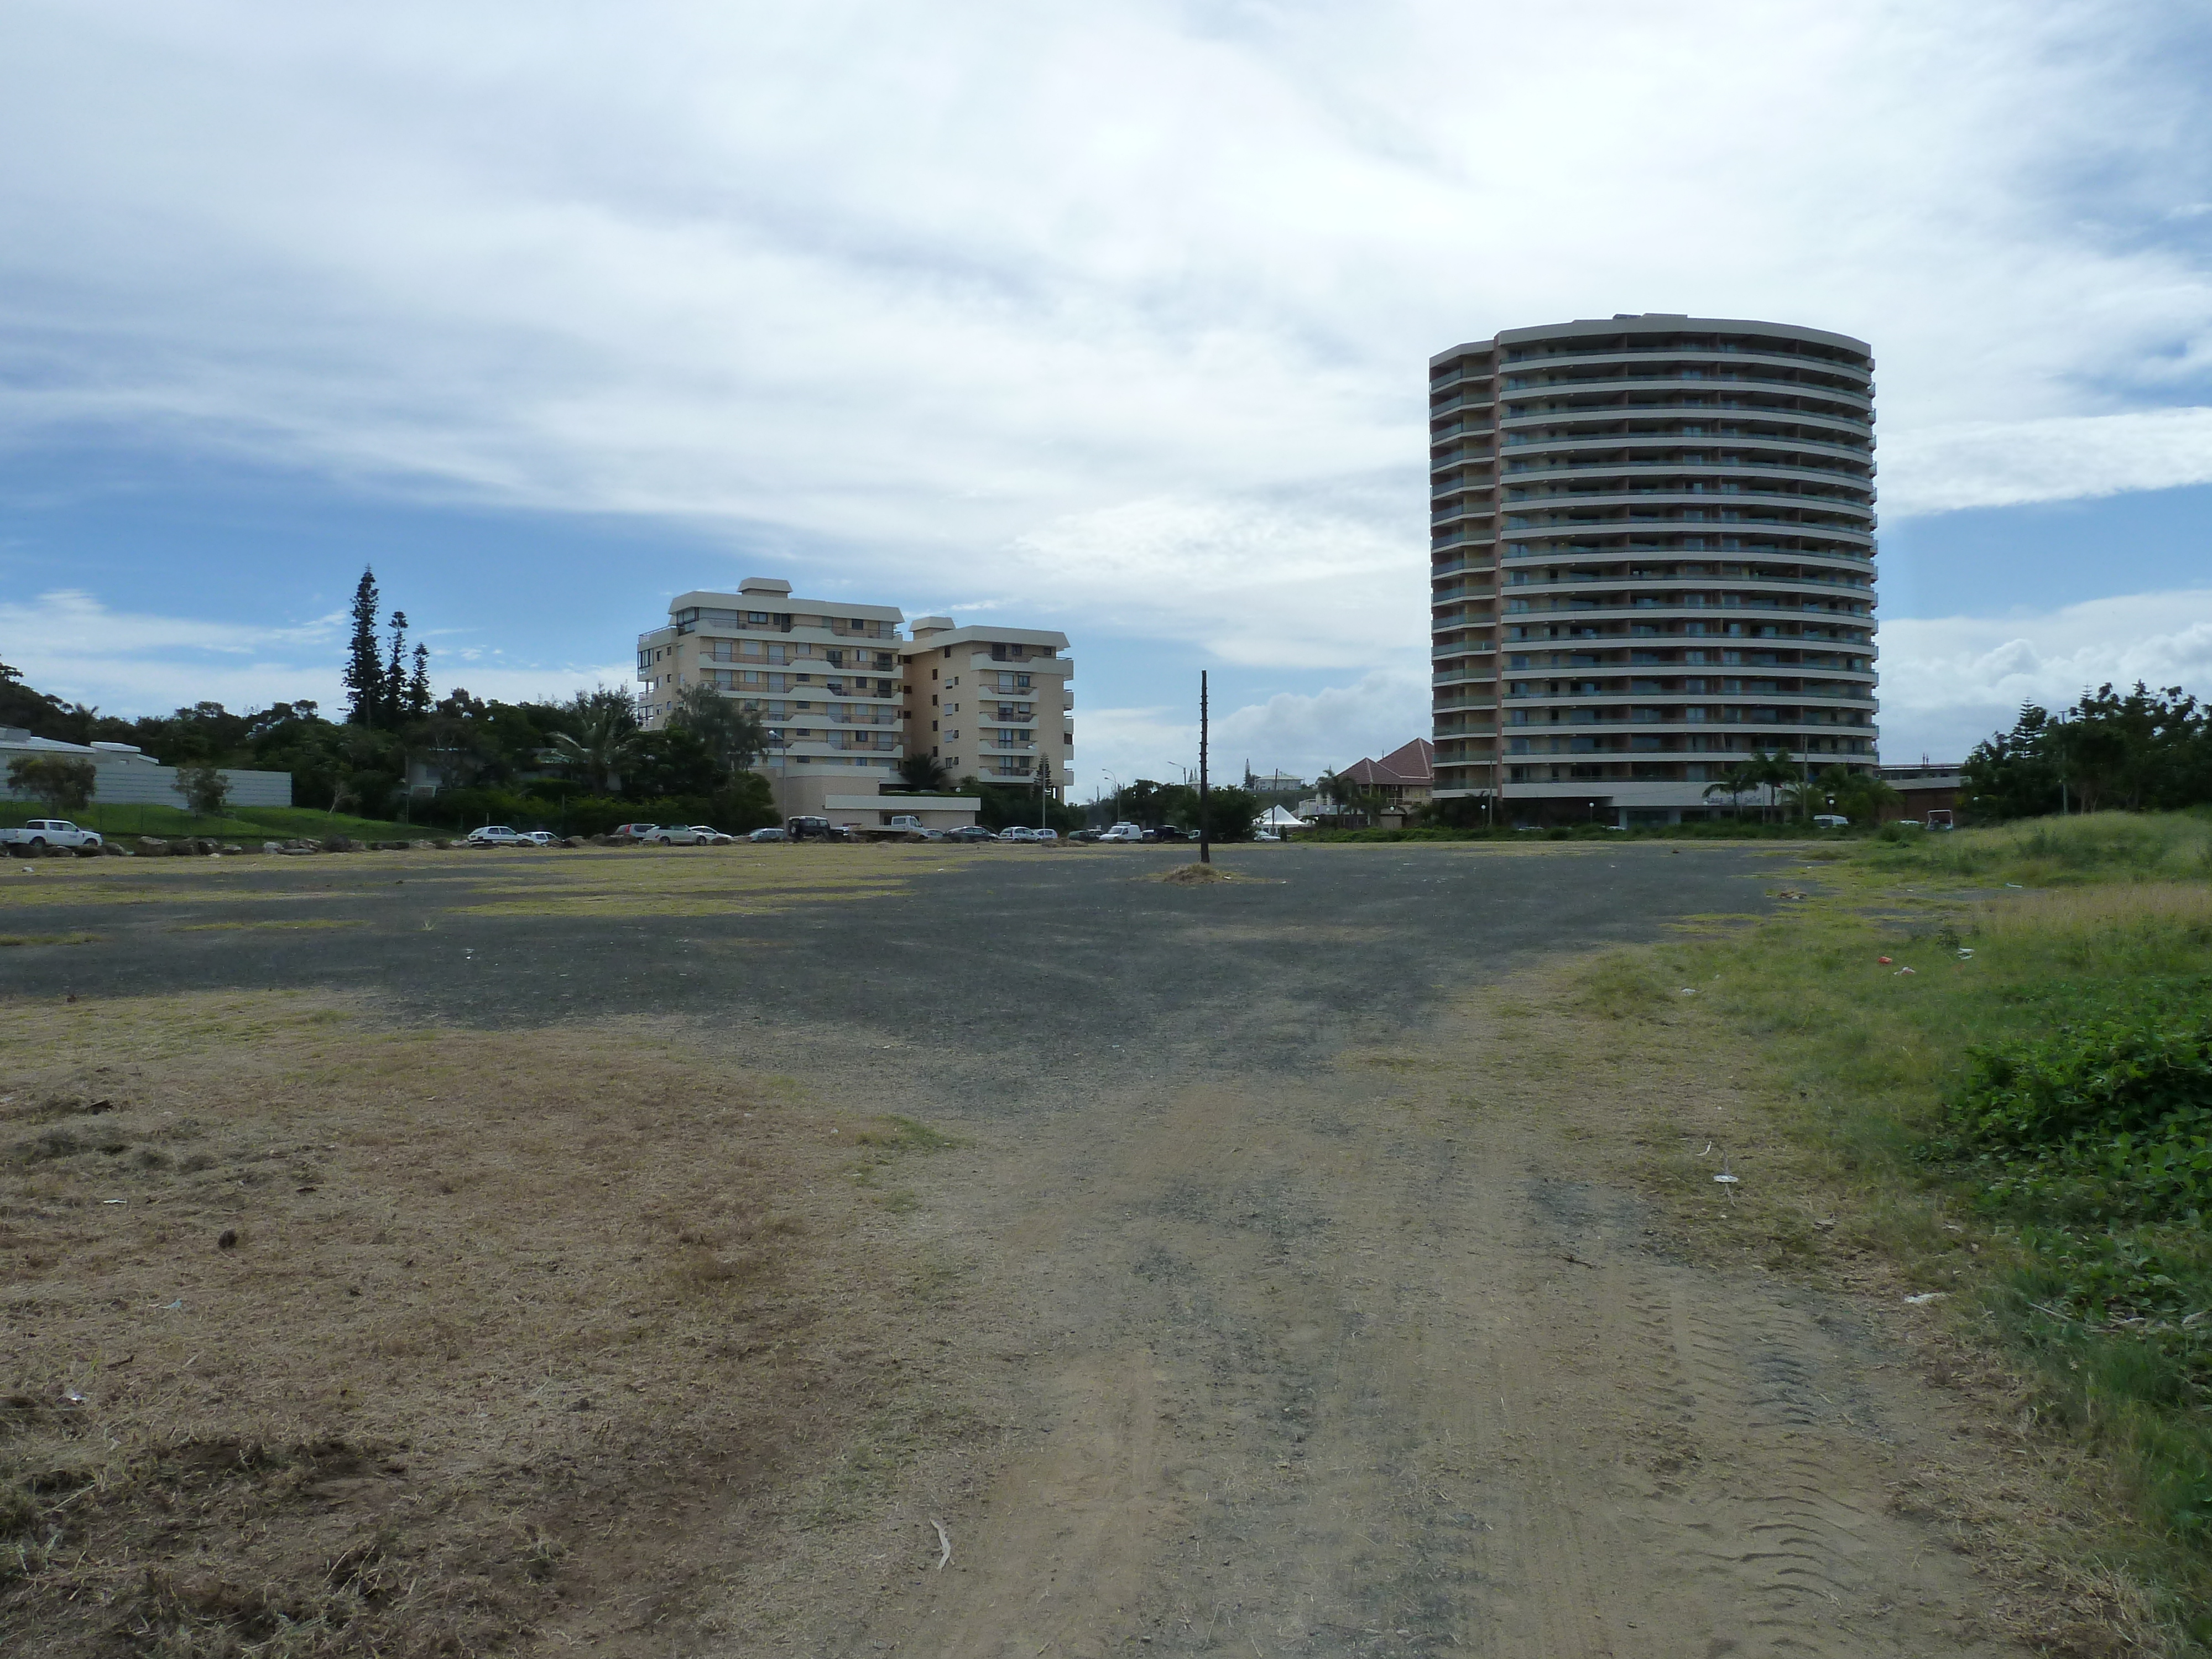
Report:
406,643,431,721
343,567,385,727
384,611,410,726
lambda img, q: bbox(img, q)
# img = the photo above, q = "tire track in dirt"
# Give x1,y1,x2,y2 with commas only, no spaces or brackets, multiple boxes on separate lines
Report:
817,1002,2023,1659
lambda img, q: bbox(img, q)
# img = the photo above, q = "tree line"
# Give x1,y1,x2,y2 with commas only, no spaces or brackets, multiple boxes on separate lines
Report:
1,566,782,832
1962,683,2212,820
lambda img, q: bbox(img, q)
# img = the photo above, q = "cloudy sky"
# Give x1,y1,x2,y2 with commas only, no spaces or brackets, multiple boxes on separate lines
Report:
3,1,2211,789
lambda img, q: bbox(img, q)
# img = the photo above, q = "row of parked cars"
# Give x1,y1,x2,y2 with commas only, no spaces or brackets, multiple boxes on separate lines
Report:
461,818,1223,848
462,823,751,847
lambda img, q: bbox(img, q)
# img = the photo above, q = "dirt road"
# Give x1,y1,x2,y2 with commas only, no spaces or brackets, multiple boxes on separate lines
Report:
738,987,2013,1659
1,844,2032,1656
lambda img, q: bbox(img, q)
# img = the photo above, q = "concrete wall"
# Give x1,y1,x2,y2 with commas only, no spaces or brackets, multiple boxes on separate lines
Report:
3,763,293,810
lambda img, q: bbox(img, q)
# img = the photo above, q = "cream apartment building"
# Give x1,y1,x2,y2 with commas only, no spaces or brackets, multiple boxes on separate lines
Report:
635,579,1074,822
901,618,1074,792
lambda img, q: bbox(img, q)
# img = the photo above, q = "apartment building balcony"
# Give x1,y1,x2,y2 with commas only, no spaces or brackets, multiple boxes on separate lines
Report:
1500,344,1869,387
1495,373,1871,412
1433,665,1499,690
1495,409,1876,449
1500,597,1874,629
1501,455,1873,489
1430,391,1498,420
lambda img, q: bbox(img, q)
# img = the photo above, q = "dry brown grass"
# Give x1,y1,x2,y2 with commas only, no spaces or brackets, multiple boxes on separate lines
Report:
0,843,964,920
0,990,970,1657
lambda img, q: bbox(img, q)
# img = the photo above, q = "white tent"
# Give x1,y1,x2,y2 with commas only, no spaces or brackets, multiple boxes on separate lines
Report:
1254,805,1310,830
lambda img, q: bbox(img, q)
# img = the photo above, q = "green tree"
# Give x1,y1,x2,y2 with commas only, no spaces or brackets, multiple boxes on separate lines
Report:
383,611,411,724
175,761,232,817
1317,768,1385,825
1198,784,1259,843
624,727,721,799
706,770,779,833
405,643,432,721
1963,684,2212,821
549,691,643,794
0,659,101,745
667,682,768,776
6,754,97,811
343,567,387,727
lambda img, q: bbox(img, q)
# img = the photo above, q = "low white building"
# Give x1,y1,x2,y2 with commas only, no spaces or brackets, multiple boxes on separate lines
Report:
0,729,293,809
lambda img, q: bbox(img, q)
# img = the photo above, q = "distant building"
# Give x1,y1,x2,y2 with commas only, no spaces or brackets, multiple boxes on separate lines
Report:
1428,314,1881,827
1877,763,1962,823
0,729,291,808
633,579,1073,825
901,617,1073,792
1298,739,1434,825
1341,739,1434,811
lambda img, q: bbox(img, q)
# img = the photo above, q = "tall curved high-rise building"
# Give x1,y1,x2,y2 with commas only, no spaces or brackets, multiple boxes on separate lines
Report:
1428,315,1879,825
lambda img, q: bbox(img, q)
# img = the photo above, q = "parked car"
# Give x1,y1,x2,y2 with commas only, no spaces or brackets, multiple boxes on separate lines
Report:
465,825,531,847
0,818,103,852
1810,813,1849,829
521,830,560,846
949,825,995,843
1253,830,1280,842
1067,829,1101,842
1035,827,1059,843
748,826,788,842
688,825,738,844
1000,825,1041,843
1145,826,1187,843
1097,822,1144,844
785,816,838,841
609,823,659,841
643,825,702,845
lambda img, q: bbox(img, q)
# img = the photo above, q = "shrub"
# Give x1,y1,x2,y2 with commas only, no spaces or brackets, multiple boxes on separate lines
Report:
6,755,96,811
1929,983,2212,1227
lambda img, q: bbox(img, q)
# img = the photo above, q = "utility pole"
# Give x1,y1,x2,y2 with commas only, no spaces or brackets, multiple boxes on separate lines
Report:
1198,671,1211,866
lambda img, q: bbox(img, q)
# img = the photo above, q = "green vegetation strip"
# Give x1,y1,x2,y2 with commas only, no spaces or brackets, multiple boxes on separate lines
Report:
1659,811,2212,1640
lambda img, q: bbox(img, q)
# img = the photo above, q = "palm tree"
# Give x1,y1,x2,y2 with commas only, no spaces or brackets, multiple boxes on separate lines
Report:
550,695,643,794
1702,760,1760,820
1745,747,1802,822
897,752,952,791
1318,768,1385,826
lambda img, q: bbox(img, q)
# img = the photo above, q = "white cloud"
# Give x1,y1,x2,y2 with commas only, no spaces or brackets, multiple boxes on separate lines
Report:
0,589,625,719
1881,409,2212,517
1880,590,2212,761
4,3,2212,777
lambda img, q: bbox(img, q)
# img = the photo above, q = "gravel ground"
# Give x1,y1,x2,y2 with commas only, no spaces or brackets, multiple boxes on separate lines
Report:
1,841,1778,1081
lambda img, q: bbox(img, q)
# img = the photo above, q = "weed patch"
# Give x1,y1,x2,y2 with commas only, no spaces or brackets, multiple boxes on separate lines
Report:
1658,813,2212,1640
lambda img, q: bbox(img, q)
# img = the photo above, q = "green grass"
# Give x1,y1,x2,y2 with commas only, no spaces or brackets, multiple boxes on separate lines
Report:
0,801,427,842
1859,808,2212,887
1667,812,2212,1644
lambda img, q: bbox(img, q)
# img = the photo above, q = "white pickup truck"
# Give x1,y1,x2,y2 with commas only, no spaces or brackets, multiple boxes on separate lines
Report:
0,818,104,851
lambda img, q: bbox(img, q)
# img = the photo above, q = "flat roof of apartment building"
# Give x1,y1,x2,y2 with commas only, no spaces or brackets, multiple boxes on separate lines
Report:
901,618,1069,654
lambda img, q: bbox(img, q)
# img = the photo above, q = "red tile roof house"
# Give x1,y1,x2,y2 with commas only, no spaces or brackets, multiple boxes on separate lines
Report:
1312,739,1436,826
